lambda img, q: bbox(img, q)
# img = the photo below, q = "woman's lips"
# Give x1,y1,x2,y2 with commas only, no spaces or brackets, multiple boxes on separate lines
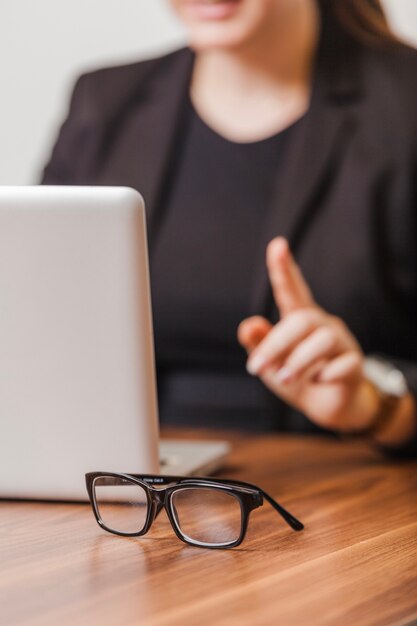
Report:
184,0,241,21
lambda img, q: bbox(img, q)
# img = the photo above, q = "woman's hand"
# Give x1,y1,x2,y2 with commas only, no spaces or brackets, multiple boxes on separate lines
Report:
238,237,380,433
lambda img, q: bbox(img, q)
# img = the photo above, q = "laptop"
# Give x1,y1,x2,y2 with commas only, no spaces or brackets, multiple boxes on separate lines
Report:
0,186,230,500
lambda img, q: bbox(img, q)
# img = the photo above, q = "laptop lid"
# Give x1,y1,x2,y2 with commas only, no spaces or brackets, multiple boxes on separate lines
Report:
0,186,160,500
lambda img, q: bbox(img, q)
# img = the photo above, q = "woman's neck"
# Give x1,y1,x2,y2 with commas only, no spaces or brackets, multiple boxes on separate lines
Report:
191,2,320,142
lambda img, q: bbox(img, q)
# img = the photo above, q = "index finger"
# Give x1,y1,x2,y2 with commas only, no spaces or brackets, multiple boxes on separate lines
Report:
267,237,315,317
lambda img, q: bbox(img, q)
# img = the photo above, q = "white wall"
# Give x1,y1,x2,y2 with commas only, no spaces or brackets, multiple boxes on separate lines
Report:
0,0,416,185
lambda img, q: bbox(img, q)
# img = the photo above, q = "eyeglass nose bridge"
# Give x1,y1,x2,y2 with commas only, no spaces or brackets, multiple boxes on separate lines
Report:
151,488,168,518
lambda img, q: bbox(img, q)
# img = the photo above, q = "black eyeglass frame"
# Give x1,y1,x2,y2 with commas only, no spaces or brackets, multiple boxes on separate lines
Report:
85,472,304,549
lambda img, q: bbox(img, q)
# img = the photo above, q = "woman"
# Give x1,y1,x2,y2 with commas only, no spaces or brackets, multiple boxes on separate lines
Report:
42,0,417,453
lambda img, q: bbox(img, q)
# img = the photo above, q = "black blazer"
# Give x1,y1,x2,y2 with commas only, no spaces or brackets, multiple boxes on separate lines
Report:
42,15,417,449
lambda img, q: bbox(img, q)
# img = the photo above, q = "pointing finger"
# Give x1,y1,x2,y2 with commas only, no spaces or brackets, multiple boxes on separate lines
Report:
267,237,315,317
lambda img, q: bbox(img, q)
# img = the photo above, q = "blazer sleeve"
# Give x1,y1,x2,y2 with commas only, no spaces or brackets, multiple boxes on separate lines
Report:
382,360,417,458
41,74,93,185
381,155,417,458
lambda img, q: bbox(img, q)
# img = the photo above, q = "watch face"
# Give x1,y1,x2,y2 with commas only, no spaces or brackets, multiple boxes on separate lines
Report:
364,358,408,398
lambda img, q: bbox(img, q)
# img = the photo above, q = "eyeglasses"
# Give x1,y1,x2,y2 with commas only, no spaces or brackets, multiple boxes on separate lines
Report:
85,472,304,549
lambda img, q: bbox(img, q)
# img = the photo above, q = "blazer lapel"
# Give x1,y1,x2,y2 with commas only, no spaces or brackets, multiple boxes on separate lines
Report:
95,49,194,245
133,50,194,241
248,100,358,316
248,14,363,316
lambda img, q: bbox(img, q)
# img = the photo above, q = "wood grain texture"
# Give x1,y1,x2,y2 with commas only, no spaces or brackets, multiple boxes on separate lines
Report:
1,431,417,626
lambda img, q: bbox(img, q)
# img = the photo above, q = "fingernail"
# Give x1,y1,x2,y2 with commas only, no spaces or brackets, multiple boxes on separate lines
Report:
276,367,294,385
246,353,268,376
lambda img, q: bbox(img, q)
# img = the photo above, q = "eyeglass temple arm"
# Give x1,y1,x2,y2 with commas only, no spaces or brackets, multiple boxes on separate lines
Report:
258,488,304,531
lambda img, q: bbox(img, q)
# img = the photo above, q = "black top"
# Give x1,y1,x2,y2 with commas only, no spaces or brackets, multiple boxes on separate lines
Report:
150,104,305,429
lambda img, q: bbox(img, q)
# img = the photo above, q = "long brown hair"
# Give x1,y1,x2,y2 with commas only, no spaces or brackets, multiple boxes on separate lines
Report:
319,0,399,47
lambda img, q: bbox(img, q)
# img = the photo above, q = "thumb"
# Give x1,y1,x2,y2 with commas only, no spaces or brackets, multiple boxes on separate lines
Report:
267,237,315,317
238,316,272,354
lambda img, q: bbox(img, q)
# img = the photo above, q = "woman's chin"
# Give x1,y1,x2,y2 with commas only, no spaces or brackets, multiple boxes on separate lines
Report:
187,24,254,51
171,0,262,51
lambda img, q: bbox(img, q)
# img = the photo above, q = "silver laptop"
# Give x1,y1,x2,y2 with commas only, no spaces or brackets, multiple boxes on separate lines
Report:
0,186,229,500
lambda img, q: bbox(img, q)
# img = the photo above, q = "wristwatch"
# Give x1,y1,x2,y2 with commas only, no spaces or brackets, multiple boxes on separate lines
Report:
360,356,409,437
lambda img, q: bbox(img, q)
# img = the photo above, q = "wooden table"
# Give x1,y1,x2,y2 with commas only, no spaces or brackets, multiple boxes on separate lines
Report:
1,430,417,626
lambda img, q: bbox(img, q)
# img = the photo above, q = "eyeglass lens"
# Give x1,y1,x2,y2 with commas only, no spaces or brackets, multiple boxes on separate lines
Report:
93,476,148,534
171,487,242,546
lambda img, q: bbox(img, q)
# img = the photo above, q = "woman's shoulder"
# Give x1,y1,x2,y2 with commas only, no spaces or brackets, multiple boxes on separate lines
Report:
70,47,192,115
79,47,191,88
359,42,417,139
364,42,417,104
